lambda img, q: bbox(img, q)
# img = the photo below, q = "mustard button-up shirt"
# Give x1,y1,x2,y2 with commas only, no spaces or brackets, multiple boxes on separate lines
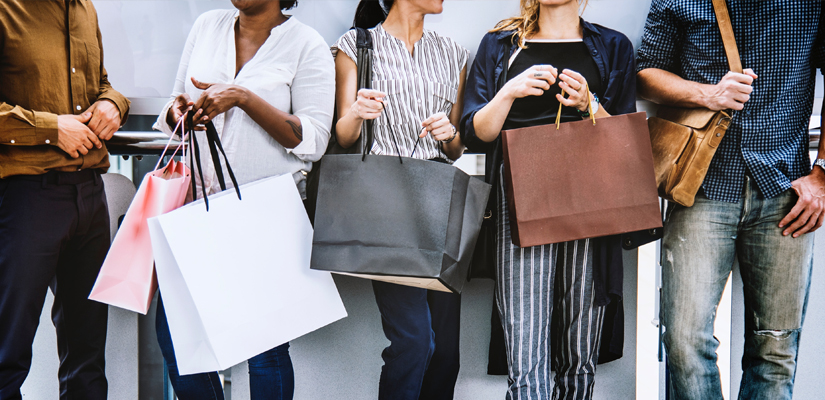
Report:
0,0,130,178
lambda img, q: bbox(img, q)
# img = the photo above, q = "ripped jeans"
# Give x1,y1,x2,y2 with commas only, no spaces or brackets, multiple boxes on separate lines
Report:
661,176,813,400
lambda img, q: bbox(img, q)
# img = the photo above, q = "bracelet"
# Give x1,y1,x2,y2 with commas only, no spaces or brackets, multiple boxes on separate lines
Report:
443,125,458,143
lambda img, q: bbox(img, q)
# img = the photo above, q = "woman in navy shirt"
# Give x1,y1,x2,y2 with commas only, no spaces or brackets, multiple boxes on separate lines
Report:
460,0,636,399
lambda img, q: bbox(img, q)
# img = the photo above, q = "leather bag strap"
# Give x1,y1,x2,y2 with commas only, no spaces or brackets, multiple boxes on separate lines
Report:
711,0,743,73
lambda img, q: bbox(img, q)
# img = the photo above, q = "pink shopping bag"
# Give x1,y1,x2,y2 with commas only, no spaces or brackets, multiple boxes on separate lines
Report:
90,122,191,314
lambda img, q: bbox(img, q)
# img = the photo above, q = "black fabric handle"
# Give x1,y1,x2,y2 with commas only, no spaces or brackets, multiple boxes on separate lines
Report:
204,121,241,200
356,27,374,161
187,112,208,210
185,110,242,211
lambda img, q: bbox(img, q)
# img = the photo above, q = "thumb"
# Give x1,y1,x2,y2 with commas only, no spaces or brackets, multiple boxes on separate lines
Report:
75,112,92,123
743,68,758,80
191,77,212,90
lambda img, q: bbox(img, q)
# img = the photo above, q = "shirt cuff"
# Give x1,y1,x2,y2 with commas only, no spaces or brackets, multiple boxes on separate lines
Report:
153,99,179,137
286,115,318,157
34,111,58,146
97,92,131,124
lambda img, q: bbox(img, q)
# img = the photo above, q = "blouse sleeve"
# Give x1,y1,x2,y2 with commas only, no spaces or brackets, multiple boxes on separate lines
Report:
333,29,358,63
460,32,499,154
286,34,336,163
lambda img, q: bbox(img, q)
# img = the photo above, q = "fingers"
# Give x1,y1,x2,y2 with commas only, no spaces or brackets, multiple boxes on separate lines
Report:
357,89,388,100
743,68,758,80
724,71,755,85
796,210,821,236
779,200,804,231
75,112,93,124
784,207,814,238
191,77,213,90
528,78,551,91
560,69,586,87
421,112,447,128
419,127,429,138
85,127,102,149
529,65,558,84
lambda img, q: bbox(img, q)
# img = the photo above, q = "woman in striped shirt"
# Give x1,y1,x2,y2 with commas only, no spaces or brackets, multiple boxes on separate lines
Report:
333,0,469,398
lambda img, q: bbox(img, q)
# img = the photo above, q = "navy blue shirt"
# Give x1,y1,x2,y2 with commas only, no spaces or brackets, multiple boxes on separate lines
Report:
459,19,636,305
637,0,822,203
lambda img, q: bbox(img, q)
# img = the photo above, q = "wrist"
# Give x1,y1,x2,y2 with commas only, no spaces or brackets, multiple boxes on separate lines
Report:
236,86,251,109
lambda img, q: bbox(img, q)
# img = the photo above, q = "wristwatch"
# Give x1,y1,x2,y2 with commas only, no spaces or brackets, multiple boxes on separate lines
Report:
814,158,825,172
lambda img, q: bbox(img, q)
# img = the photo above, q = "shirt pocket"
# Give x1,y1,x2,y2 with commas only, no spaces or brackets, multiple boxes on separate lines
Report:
428,80,458,117
84,42,102,97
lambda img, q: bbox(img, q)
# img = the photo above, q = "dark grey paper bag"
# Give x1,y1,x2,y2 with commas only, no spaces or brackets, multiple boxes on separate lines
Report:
310,154,491,294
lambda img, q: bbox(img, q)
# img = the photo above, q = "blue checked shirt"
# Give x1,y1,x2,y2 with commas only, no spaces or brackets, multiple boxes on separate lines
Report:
637,0,823,203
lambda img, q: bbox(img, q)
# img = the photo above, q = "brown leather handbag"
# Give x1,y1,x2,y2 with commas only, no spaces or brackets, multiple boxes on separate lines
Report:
647,0,742,207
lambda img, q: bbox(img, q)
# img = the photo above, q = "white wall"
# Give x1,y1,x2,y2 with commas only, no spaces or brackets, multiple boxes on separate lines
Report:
94,0,655,103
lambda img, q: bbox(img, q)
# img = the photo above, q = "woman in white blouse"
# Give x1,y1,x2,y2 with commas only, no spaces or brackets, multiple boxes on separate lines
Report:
153,1,334,399
334,1,469,399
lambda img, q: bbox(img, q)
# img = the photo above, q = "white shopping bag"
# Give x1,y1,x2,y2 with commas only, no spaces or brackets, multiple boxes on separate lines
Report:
148,174,347,375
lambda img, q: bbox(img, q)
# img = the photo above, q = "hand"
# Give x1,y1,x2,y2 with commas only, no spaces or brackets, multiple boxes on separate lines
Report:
779,168,825,238
166,92,196,132
191,77,248,124
56,113,102,158
703,68,758,111
419,112,455,141
85,100,121,140
503,64,557,100
351,89,387,121
556,69,591,112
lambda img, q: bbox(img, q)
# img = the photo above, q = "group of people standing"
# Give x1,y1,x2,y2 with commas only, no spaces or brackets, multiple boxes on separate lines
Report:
0,1,823,400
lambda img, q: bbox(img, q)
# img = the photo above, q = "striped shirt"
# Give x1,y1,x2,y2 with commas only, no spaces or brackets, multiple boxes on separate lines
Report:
335,24,469,162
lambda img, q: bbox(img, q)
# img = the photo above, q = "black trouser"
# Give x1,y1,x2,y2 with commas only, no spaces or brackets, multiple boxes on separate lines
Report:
0,171,110,400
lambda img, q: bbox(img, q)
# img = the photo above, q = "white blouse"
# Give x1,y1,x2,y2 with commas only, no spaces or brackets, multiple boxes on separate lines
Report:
335,24,469,162
154,10,334,197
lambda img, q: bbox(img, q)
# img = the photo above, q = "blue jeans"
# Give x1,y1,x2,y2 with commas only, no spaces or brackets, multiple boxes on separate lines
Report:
155,297,294,400
662,176,814,400
372,281,461,400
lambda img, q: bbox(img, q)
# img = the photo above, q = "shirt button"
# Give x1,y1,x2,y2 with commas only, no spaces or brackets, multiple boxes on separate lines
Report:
76,105,81,111
72,68,76,73
10,140,14,144
45,139,51,144
592,50,598,55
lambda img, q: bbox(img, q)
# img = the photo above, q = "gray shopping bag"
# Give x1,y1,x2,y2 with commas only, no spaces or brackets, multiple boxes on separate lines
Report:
310,154,490,293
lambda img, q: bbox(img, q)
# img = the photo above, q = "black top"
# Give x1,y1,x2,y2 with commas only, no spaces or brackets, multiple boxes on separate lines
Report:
504,41,603,130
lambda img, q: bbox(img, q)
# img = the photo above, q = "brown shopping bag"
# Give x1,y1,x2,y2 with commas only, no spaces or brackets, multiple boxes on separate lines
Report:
501,111,661,248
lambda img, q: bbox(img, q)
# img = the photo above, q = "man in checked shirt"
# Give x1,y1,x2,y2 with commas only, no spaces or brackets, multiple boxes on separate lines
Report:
0,1,129,398
636,1,823,399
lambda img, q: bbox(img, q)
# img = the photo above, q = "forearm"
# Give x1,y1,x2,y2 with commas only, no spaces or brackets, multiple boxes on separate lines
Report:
239,89,302,149
637,68,715,109
334,110,364,149
442,136,464,161
472,91,515,142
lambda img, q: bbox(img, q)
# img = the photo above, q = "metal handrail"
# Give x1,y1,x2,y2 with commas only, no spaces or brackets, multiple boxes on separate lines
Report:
107,131,184,157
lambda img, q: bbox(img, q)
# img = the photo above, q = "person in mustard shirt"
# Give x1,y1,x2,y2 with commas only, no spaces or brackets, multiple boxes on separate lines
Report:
0,1,130,398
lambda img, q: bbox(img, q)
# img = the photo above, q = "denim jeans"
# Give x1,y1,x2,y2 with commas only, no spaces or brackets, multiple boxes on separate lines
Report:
661,176,814,400
372,281,461,400
156,297,294,400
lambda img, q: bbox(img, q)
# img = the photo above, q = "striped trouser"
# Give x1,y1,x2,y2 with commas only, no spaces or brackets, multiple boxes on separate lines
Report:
496,168,606,400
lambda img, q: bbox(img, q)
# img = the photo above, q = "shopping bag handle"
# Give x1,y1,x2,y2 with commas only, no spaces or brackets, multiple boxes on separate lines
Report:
555,82,596,130
186,111,242,211
154,116,188,172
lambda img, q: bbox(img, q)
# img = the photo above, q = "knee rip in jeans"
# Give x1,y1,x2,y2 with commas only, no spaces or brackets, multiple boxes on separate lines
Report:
753,328,799,340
